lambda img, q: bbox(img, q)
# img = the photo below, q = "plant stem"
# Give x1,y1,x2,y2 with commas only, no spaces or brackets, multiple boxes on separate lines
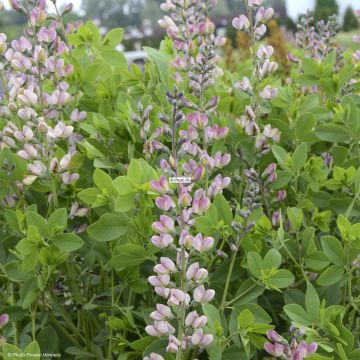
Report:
219,251,237,312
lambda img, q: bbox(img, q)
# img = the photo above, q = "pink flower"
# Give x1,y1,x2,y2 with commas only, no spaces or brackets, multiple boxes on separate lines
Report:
150,304,174,321
257,45,274,59
150,176,170,194
152,215,174,234
186,262,208,283
264,342,285,357
167,289,190,307
148,274,170,288
191,329,213,347
143,353,164,360
166,335,181,353
38,27,57,43
154,257,176,274
151,234,173,248
193,285,215,303
185,311,208,328
155,195,176,211
232,14,250,31
191,234,214,252
11,37,32,53
248,0,264,6
61,172,79,184
70,109,87,122
0,314,9,328
256,7,274,22
145,321,175,337
187,112,208,128
192,190,210,214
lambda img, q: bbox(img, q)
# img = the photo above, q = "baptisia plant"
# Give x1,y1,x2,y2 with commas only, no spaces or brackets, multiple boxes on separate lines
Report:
0,0,84,208
143,2,232,358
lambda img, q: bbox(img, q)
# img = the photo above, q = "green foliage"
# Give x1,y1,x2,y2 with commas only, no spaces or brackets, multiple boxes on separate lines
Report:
343,6,359,32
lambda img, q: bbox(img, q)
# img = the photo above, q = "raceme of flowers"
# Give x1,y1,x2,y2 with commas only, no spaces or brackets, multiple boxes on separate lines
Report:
0,0,85,208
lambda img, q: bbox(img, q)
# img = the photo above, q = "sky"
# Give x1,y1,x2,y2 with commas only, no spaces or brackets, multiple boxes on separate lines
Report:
286,0,360,19
59,0,360,19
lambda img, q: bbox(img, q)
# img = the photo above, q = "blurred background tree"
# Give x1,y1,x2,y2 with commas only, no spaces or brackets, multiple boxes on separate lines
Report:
343,6,358,31
314,0,339,22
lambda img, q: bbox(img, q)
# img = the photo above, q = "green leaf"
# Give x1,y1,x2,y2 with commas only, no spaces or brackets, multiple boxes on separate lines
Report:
263,249,282,270
77,187,101,205
283,304,311,325
24,341,41,357
113,176,134,195
295,113,316,141
48,208,67,234
237,309,254,328
51,233,84,252
317,265,345,286
247,252,263,277
3,344,23,359
321,236,345,266
93,168,113,192
269,269,295,289
102,28,124,48
292,143,308,173
202,303,222,335
315,125,350,143
25,211,48,238
22,288,40,309
271,145,289,169
235,303,272,324
305,282,320,320
107,244,148,270
213,193,233,225
87,213,127,241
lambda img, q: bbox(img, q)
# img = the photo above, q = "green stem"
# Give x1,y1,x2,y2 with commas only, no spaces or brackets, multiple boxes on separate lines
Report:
219,251,237,312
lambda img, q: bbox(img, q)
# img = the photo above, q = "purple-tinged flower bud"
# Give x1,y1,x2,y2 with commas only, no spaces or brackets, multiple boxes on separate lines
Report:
9,0,24,13
37,0,46,10
151,234,173,248
186,262,208,283
267,330,288,345
28,161,46,176
307,342,318,355
193,285,215,303
59,154,72,170
260,85,278,100
262,163,276,177
150,304,174,321
254,24,267,39
38,28,57,43
248,0,264,6
257,45,274,59
207,96,219,109
154,287,170,299
256,7,274,22
155,195,176,211
185,311,208,329
0,314,9,328
49,121,73,139
232,14,250,31
187,112,208,129
263,124,281,142
143,353,164,360
154,257,176,274
61,172,79,184
160,0,175,11
264,342,285,357
179,190,192,208
145,321,175,337
0,33,7,54
272,211,281,226
276,190,287,201
235,77,252,92
11,37,32,53
150,176,170,194
62,3,73,15
71,109,87,122
191,329,213,347
167,289,190,307
287,53,299,63
30,9,47,27
152,215,174,234
191,233,214,252
166,335,181,353
192,190,210,214
148,274,170,288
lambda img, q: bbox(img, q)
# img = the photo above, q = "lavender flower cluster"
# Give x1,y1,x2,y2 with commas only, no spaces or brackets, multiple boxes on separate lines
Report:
0,0,84,205
232,0,281,156
0,313,9,347
265,326,318,360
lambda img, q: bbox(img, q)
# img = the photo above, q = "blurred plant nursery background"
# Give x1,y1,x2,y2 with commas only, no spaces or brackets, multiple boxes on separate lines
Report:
1,0,360,54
